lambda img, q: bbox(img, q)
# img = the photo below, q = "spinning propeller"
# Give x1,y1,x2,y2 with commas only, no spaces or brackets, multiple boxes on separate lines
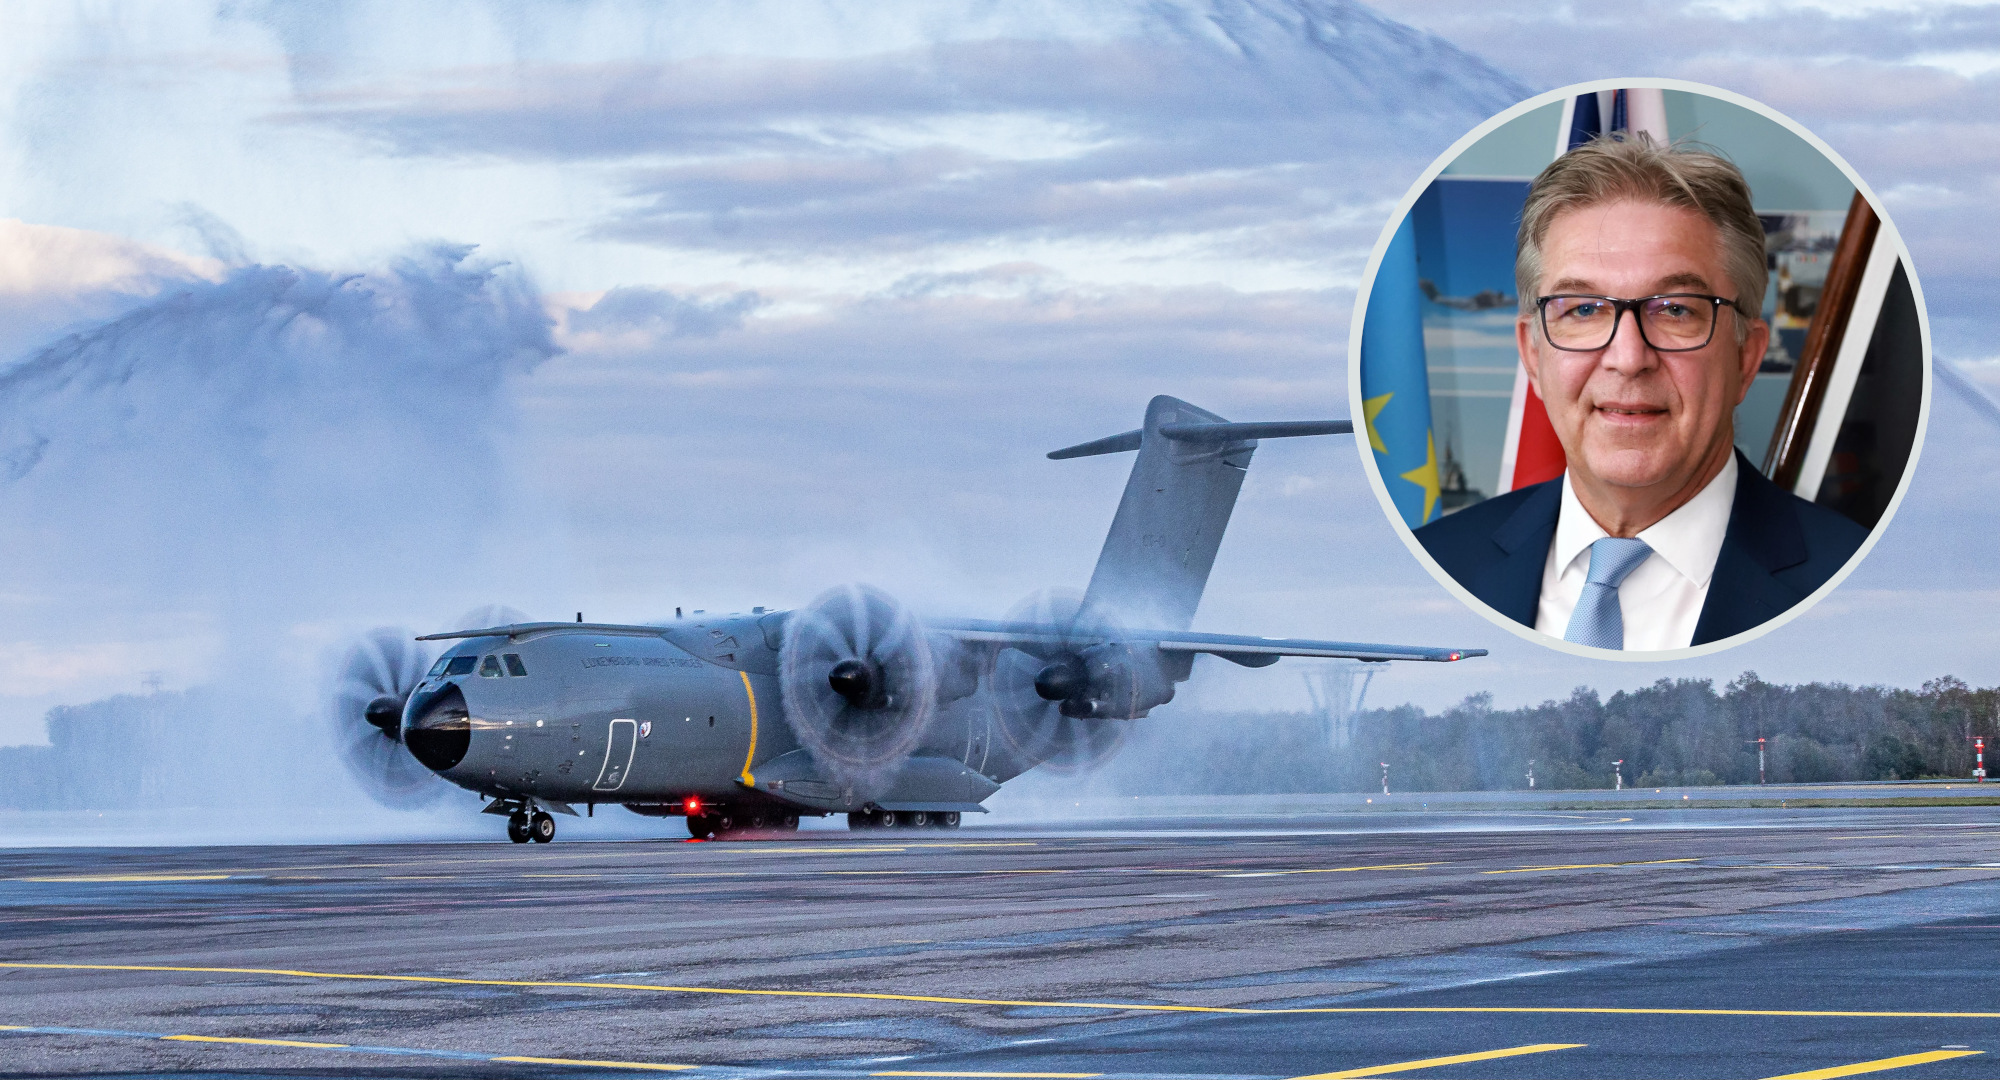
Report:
985,590,1138,774
779,584,939,787
329,627,445,808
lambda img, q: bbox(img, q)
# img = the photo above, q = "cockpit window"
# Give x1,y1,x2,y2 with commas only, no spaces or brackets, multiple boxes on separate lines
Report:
479,655,504,677
442,656,478,677
504,654,528,677
427,656,452,678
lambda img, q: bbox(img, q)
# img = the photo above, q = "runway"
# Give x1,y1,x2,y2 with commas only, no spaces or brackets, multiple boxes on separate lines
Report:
3,803,1999,1078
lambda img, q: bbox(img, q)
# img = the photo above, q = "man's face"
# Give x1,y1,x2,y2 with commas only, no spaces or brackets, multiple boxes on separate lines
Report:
1518,199,1768,502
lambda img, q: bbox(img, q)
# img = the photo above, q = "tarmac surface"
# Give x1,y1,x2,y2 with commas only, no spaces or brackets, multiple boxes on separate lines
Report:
3,800,1999,1079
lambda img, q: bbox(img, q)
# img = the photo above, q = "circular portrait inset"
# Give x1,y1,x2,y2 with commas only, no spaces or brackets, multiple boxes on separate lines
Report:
1351,80,1928,659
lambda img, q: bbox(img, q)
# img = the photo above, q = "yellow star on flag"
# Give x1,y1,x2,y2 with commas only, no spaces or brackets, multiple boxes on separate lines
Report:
1400,429,1441,524
1362,392,1392,454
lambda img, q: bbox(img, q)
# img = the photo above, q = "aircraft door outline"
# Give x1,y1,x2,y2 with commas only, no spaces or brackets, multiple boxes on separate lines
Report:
594,718,638,792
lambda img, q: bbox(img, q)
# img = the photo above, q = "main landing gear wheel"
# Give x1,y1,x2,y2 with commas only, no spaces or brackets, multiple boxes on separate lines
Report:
686,810,738,839
507,813,530,844
530,811,555,843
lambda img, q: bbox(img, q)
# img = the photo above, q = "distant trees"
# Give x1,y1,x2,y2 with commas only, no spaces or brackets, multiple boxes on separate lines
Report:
1094,674,1999,794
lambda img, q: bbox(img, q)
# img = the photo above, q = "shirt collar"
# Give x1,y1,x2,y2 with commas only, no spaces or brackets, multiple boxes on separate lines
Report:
1553,454,1737,587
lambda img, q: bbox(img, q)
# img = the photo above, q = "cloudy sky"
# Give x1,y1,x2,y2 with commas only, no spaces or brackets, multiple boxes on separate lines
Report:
1,0,1998,750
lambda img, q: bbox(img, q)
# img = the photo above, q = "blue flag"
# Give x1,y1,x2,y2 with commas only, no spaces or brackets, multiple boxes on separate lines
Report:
1360,213,1440,529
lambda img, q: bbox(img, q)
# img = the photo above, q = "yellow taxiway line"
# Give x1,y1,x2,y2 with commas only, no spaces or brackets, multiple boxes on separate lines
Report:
1482,858,1699,874
493,1056,696,1071
160,1034,349,1048
873,1072,1100,1078
1290,1043,1584,1078
8,962,2000,1019
1762,1049,1984,1079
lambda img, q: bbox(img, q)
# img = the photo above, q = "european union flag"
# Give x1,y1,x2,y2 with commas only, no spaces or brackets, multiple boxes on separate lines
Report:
1361,213,1440,528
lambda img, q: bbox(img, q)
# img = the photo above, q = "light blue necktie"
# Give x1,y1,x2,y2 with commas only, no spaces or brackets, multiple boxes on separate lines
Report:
1563,537,1654,649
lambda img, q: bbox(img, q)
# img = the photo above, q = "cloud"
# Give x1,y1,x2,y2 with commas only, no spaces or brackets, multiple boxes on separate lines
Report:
241,1,1527,260
564,285,766,341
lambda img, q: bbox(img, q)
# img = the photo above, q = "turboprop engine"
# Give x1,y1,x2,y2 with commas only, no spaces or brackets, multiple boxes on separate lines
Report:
777,584,978,793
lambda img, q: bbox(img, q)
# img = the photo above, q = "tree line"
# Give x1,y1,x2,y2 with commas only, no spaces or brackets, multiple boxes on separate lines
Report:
1094,673,1998,794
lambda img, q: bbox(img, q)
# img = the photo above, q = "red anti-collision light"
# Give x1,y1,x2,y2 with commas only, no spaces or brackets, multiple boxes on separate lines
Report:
683,795,703,816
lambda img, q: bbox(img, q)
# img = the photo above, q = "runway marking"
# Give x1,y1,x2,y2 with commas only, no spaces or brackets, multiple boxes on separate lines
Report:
872,1072,1100,1077
1221,863,1441,878
14,873,234,883
494,1055,696,1071
11,962,2000,1020
1482,858,1699,874
4,1023,699,1071
162,1034,349,1048
1762,1049,1984,1078
1289,1043,1584,1078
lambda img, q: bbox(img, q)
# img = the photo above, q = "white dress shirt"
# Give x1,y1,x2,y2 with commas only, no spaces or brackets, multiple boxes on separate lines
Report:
1533,454,1737,651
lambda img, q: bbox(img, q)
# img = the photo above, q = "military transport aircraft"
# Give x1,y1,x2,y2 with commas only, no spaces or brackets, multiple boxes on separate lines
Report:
331,396,1485,842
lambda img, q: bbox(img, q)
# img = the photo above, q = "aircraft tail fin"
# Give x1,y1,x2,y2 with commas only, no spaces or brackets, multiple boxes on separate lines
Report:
1052,396,1350,632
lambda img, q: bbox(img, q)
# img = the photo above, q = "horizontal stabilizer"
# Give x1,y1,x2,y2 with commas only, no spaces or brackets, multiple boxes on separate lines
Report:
1048,418,1352,459
1048,430,1142,459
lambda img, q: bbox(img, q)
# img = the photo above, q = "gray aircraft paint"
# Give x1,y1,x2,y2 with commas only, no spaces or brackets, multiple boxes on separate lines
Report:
403,396,1480,831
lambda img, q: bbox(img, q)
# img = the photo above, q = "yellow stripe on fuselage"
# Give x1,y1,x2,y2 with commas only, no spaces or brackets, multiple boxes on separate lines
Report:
738,671,759,785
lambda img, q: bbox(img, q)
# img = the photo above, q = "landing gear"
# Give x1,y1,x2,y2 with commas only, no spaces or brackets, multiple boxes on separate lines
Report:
848,807,962,830
503,806,556,843
688,807,801,839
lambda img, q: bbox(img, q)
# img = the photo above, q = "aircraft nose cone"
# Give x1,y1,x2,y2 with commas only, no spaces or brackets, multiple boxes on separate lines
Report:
402,683,471,772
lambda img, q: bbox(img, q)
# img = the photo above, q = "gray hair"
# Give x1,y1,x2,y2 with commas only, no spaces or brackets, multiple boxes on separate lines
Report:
1516,134,1767,341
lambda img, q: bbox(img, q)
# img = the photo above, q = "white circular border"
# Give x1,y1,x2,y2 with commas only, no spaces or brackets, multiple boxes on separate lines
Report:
1346,77,1934,663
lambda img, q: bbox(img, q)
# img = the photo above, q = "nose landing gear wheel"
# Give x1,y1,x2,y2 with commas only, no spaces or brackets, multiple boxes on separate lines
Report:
530,811,556,843
507,813,530,844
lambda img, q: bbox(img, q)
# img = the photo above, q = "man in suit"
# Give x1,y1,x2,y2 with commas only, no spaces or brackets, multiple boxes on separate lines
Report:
1415,136,1867,651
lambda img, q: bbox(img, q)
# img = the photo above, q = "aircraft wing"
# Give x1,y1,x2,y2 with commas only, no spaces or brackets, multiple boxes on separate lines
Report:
417,619,1485,667
930,619,1483,666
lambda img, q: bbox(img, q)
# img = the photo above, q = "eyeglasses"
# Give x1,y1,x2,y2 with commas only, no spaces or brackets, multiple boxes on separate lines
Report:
1535,293,1745,352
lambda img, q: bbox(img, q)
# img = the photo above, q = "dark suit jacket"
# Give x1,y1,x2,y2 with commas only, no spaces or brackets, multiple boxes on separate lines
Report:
1414,451,1868,646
